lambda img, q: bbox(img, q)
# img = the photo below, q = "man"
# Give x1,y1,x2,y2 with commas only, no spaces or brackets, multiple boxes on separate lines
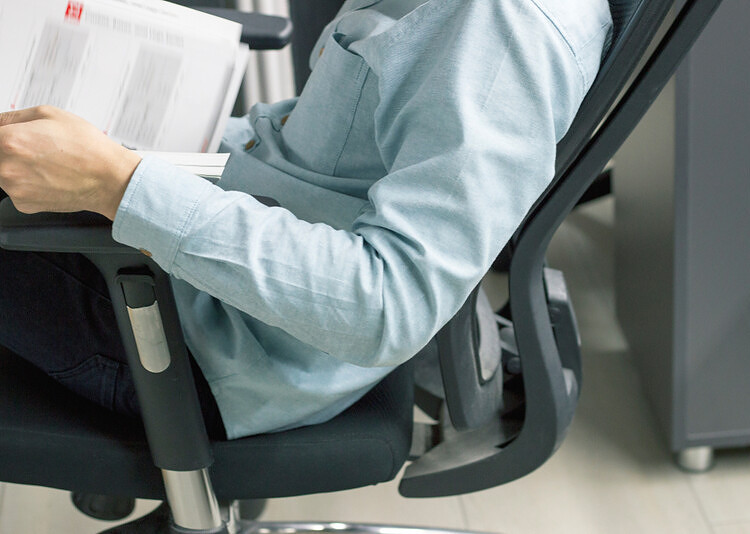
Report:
0,0,612,441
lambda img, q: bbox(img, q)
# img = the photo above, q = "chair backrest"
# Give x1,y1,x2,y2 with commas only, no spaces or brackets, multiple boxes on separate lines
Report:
288,0,346,94
399,0,724,498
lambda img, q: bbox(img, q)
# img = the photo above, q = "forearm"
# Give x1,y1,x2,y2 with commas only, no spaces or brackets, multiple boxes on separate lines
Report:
113,156,472,368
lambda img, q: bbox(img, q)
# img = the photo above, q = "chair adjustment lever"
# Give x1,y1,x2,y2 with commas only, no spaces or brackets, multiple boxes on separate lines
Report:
118,273,157,309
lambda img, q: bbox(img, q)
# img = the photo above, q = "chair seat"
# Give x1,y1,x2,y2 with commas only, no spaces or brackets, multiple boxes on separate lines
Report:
0,346,413,500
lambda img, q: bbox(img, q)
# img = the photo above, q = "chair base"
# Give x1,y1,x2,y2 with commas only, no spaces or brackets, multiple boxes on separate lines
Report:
98,503,171,534
98,502,495,534
72,492,136,521
225,502,494,534
229,521,493,534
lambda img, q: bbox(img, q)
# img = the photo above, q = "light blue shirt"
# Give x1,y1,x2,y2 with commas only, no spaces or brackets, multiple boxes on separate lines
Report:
112,0,612,439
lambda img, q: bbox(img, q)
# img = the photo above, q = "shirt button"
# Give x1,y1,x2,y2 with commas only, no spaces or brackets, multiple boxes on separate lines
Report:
244,139,256,150
319,46,325,57
139,248,153,257
281,115,289,126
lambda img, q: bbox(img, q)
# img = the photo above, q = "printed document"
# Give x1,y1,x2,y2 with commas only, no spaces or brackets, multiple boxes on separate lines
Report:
0,0,249,153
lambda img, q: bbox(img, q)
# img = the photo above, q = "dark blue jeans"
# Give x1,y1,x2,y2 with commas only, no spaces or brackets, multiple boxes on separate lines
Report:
0,247,226,439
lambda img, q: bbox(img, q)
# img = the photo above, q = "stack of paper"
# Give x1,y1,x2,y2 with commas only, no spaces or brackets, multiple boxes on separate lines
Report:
137,152,230,183
0,0,250,153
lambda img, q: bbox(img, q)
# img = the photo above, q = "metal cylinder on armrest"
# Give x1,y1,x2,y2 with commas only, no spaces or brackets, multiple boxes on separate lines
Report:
109,267,212,471
85,254,224,532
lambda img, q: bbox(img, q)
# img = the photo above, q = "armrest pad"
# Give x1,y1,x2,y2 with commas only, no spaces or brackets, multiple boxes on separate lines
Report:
195,8,293,49
0,195,279,254
0,198,128,254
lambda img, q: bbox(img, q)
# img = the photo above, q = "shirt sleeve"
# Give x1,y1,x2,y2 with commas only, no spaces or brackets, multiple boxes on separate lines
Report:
113,0,597,368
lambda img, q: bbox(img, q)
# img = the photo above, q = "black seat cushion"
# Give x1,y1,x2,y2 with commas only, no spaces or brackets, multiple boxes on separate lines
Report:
0,346,413,500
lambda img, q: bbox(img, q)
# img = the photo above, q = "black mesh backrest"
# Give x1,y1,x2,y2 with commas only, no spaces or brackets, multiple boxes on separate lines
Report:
491,0,669,272
406,0,678,488
405,0,725,497
439,0,676,433
609,0,641,42
555,0,672,178
508,0,722,455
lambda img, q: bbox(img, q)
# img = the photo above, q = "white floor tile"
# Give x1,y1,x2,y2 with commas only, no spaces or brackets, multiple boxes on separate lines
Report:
714,523,750,534
0,483,158,534
457,199,712,534
688,448,750,525
459,348,712,534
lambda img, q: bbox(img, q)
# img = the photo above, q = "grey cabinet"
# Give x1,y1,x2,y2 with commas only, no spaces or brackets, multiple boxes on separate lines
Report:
613,0,750,469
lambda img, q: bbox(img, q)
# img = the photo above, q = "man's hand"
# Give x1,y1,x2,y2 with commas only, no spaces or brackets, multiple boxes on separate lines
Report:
0,106,142,220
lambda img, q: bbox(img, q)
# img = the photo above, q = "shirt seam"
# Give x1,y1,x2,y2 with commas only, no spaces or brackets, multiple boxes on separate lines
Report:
165,191,207,271
527,0,587,100
333,63,371,175
112,163,145,240
580,22,614,66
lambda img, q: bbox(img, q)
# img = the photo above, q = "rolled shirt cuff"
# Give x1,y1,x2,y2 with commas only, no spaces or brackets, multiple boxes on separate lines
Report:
112,155,217,272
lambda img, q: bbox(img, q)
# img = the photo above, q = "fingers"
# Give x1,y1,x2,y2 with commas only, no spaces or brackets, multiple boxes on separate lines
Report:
0,106,59,127
0,106,60,160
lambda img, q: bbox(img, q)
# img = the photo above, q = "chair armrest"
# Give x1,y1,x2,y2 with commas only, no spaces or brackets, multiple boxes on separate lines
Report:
0,198,214,472
0,199,127,254
0,195,279,253
0,194,279,470
195,8,292,49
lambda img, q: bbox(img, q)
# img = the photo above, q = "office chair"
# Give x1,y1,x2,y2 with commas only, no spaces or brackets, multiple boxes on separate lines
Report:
188,4,293,50
0,0,725,532
287,0,345,94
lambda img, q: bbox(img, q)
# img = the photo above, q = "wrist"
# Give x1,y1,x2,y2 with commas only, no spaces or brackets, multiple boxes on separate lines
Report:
100,147,142,221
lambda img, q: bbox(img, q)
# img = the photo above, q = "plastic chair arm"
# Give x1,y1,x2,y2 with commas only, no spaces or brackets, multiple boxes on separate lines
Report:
0,200,126,254
194,8,292,49
0,198,213,472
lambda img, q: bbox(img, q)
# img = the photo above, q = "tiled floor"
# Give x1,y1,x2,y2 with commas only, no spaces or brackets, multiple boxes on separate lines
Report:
2,198,749,533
